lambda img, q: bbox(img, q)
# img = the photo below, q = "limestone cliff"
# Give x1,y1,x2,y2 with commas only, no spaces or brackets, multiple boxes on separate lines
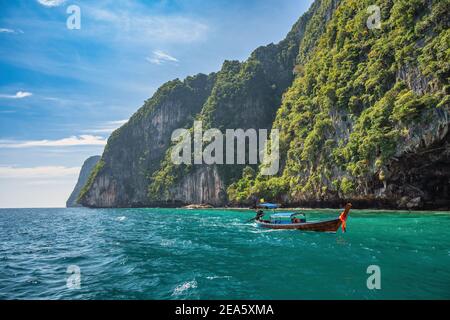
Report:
79,0,338,208
79,0,449,210
66,156,101,207
79,74,216,207
228,0,450,210
148,0,341,206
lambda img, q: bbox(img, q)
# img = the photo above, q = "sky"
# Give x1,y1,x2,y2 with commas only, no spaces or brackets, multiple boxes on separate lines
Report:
0,0,313,208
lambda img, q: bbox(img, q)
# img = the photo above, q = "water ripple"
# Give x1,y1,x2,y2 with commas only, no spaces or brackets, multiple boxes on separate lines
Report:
0,207,449,299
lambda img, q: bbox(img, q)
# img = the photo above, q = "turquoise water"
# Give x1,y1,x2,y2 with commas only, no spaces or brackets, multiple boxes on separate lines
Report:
0,207,449,300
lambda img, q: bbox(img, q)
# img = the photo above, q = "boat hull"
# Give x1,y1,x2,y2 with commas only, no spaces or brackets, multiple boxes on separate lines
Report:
256,218,343,233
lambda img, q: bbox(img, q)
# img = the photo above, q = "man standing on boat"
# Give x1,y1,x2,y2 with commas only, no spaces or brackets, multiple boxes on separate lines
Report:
255,210,264,221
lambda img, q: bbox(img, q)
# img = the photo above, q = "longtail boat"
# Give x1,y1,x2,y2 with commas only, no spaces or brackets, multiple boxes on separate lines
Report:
252,203,352,233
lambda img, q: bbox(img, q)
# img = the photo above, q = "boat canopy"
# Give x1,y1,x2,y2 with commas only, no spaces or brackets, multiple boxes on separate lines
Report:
271,212,293,218
271,212,306,218
257,203,279,209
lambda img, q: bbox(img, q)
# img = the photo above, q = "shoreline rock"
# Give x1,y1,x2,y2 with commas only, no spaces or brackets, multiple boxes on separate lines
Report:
183,204,214,209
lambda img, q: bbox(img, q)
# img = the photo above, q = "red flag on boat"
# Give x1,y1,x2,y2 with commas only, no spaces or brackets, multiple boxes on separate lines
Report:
339,213,347,232
339,203,352,232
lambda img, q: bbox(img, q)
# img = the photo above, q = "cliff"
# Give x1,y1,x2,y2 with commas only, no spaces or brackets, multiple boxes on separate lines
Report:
147,0,341,206
79,0,449,210
66,156,101,207
229,0,450,210
79,74,216,207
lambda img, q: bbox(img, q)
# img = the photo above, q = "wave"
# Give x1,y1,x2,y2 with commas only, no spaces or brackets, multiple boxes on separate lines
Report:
171,280,198,296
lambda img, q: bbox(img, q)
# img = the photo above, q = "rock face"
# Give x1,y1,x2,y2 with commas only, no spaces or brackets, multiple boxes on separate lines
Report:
66,156,101,207
80,74,216,208
226,0,450,210
384,120,450,210
147,0,341,206
79,0,337,208
79,0,449,209
171,166,227,207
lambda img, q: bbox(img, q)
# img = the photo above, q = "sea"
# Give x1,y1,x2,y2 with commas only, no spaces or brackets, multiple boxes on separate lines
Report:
0,207,449,299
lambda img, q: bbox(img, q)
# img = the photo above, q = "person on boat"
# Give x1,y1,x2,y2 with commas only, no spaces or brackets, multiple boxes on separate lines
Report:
291,213,306,224
255,210,264,221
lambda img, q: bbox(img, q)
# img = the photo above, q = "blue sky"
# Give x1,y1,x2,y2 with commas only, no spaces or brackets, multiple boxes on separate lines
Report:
0,0,313,208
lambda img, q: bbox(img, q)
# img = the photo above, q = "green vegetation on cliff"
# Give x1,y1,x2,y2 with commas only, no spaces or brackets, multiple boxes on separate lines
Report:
229,0,449,205
148,0,340,201
78,159,105,202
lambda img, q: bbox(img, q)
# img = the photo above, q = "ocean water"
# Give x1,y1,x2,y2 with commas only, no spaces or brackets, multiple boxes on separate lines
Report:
0,207,449,300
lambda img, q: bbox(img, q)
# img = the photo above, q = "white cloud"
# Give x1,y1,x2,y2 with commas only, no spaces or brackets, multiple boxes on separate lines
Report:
0,91,33,99
15,91,32,98
147,50,179,65
0,166,80,179
107,119,128,126
37,0,66,7
0,135,107,148
87,7,209,43
82,119,128,134
0,28,23,34
0,166,81,208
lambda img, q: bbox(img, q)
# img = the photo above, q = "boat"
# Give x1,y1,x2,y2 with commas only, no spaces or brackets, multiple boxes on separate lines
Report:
252,203,352,233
